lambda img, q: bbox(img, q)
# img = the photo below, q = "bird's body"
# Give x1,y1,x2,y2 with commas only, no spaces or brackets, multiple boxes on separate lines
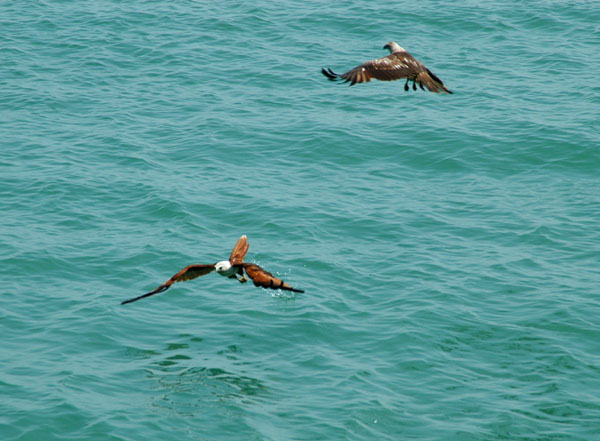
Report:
321,41,452,94
121,235,303,305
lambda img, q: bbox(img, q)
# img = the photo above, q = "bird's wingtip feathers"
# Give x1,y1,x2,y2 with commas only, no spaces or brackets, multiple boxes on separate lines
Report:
121,285,169,305
321,67,339,81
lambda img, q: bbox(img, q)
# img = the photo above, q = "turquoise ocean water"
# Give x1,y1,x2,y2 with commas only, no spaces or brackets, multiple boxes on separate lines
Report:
2,1,599,439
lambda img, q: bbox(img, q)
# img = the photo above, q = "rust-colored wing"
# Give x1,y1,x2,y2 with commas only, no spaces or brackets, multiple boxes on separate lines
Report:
243,263,304,293
229,235,249,265
121,264,215,305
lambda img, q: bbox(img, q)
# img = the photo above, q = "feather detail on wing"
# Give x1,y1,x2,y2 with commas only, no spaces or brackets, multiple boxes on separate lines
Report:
121,264,215,305
362,53,425,82
322,52,423,86
243,263,304,293
229,235,249,265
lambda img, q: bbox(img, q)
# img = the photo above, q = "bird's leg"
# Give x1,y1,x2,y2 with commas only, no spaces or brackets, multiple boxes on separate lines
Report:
237,267,248,283
418,81,425,90
412,79,417,91
404,79,409,91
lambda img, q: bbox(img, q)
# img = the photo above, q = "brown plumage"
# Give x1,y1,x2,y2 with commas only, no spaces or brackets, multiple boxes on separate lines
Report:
243,263,300,291
121,235,304,305
229,235,249,265
321,41,452,94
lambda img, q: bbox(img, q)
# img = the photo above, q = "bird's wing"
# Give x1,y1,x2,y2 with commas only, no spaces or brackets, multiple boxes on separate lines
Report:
340,53,425,85
416,68,453,94
121,264,215,305
229,235,249,265
243,263,304,293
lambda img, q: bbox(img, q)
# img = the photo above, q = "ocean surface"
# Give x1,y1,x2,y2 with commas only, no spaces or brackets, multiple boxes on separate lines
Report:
2,1,599,440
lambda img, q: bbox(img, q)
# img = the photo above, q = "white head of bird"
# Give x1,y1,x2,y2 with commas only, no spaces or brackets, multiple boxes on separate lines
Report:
215,260,235,276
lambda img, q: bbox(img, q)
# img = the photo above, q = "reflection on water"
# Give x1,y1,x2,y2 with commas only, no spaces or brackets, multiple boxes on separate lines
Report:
144,337,268,416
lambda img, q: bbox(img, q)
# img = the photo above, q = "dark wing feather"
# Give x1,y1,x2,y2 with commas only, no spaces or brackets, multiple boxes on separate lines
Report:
417,68,453,94
322,66,373,85
243,263,304,293
121,264,215,305
321,68,339,81
415,68,453,94
229,235,249,265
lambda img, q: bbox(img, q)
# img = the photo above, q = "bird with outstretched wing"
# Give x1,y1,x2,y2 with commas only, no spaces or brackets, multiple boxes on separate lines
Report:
121,235,303,305
322,41,452,94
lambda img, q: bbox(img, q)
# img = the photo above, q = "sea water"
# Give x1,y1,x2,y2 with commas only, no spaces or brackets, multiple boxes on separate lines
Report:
1,1,599,440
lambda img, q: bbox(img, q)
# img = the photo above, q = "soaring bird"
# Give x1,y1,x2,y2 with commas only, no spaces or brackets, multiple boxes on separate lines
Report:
321,41,452,94
121,235,304,305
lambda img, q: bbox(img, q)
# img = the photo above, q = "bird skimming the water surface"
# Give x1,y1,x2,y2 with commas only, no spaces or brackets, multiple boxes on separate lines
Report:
121,235,304,305
321,41,452,94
